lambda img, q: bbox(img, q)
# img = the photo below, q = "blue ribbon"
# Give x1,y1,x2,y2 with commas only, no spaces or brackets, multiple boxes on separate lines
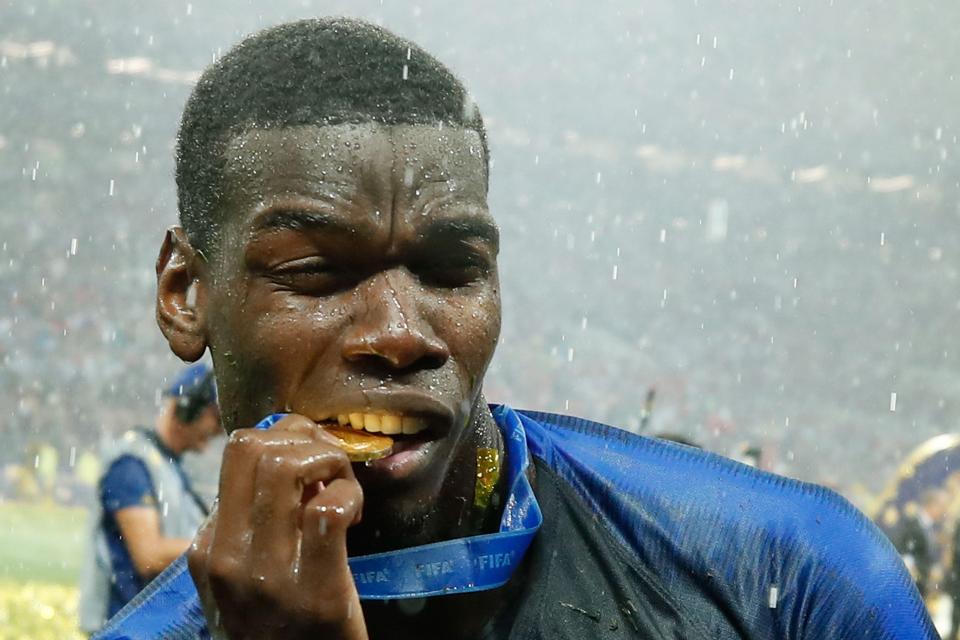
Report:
95,407,540,638
255,407,542,599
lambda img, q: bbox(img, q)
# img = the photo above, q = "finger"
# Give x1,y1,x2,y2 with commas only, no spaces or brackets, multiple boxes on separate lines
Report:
268,414,326,438
208,427,316,602
249,442,354,578
215,426,316,531
298,477,364,599
266,414,356,452
187,511,222,631
187,508,216,590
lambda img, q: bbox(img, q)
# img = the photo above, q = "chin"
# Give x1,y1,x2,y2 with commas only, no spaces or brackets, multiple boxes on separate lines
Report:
349,496,443,553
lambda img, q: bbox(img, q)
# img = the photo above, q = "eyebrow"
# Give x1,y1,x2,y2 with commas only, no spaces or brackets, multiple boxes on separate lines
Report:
251,208,353,235
420,216,500,252
250,205,499,250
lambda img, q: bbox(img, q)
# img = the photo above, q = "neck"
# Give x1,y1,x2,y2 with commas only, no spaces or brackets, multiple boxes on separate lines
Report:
360,406,522,639
439,405,507,541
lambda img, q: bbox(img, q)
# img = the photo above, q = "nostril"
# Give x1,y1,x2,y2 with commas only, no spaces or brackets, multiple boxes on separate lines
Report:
342,330,449,371
416,351,447,371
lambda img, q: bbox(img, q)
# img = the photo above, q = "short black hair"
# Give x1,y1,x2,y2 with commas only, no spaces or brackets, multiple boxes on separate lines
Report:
176,18,487,255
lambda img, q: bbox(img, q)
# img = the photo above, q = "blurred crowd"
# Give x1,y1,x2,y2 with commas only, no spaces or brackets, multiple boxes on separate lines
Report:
1,0,960,535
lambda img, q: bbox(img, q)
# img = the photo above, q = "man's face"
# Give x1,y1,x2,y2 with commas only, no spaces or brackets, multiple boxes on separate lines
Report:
181,404,222,453
196,123,500,514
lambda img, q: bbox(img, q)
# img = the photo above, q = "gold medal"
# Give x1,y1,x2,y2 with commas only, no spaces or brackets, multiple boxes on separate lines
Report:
474,447,501,510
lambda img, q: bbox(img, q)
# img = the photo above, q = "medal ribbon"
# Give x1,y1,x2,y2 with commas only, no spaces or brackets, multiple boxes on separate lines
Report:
94,407,540,638
255,406,542,599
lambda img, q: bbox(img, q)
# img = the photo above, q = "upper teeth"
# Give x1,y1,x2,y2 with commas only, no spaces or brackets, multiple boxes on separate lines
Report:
326,412,428,436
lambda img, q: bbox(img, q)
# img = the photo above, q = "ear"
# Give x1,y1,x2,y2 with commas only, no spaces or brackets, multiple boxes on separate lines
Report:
156,226,209,362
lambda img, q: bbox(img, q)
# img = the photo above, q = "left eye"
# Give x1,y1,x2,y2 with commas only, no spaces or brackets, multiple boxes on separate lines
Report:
417,262,488,288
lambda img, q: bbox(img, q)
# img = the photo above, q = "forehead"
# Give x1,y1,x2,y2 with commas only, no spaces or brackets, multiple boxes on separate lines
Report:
220,123,488,209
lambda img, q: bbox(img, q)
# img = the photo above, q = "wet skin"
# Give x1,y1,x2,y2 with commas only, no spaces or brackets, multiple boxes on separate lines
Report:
157,123,507,638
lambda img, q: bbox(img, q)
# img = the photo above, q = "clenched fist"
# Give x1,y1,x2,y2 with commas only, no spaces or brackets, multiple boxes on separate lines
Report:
188,415,368,640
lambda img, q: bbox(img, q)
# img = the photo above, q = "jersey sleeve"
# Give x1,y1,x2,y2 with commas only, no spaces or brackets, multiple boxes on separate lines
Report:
101,455,156,513
515,408,939,639
771,489,938,640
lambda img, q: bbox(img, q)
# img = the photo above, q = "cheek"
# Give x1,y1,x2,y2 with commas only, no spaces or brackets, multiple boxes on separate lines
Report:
209,286,349,407
244,301,348,373
436,288,501,370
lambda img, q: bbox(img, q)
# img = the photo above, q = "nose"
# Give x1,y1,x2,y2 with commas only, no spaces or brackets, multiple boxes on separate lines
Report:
342,270,450,372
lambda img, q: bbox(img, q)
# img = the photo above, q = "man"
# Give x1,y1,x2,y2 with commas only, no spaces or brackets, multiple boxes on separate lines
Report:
79,363,221,633
96,19,936,639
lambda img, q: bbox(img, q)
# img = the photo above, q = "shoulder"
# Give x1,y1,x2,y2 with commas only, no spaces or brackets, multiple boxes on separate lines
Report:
102,429,172,476
101,455,155,512
516,407,885,540
103,455,152,486
512,408,936,639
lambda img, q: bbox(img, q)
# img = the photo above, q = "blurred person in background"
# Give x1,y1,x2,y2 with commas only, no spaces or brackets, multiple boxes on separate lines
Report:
892,488,950,601
78,362,221,634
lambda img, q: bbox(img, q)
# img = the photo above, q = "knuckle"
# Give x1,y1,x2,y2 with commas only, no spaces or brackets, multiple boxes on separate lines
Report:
274,414,315,431
344,484,364,514
307,501,352,529
328,449,351,472
207,554,242,583
258,450,295,476
227,429,262,451
314,430,348,454
251,573,285,602
189,534,209,559
186,545,208,576
194,516,215,542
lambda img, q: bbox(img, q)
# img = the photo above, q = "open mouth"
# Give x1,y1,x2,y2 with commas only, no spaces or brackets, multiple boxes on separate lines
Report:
311,411,437,462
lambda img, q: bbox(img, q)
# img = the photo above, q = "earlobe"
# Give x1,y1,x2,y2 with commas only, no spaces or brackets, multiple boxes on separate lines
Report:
156,226,209,362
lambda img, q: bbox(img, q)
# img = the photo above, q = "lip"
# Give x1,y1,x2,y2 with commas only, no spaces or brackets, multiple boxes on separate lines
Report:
358,435,438,481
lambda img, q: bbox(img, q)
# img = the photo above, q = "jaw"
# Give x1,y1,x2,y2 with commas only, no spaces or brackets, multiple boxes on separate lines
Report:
347,396,498,553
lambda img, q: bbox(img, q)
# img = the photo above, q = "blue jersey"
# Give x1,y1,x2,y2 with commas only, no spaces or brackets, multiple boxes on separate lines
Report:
95,406,936,639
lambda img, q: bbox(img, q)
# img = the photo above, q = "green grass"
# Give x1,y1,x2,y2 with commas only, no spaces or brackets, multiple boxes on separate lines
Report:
0,501,87,638
0,501,86,585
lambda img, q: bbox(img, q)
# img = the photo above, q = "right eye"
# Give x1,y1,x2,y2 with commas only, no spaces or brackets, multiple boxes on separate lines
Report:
268,258,353,295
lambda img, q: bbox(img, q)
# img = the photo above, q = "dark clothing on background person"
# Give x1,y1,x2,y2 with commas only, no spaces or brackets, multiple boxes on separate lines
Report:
96,407,936,639
78,428,208,633
99,453,157,618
